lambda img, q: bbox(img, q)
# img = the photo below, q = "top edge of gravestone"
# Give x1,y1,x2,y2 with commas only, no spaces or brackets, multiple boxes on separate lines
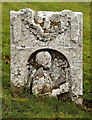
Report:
10,8,83,16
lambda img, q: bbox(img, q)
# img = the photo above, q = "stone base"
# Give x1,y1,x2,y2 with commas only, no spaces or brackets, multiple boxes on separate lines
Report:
11,84,24,96
57,92,71,102
71,96,83,105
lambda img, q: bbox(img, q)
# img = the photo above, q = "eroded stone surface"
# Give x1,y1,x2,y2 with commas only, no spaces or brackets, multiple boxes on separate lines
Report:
10,8,83,104
28,50,70,96
36,51,51,69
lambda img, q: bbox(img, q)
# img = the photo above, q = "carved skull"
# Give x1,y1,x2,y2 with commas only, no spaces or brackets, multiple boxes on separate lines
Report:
36,51,51,69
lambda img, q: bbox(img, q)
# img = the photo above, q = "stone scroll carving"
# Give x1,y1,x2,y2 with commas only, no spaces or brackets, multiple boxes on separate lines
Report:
10,8,83,104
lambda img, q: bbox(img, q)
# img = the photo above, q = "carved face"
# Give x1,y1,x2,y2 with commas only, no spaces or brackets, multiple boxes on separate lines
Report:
36,51,51,69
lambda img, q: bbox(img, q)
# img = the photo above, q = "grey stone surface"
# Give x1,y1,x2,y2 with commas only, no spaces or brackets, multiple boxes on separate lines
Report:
10,8,83,104
36,51,51,69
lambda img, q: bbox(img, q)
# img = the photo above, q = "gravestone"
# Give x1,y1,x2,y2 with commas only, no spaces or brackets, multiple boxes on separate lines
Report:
10,8,83,104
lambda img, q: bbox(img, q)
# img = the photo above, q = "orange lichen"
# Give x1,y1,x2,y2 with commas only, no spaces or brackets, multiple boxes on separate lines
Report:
50,21,60,28
40,22,44,28
34,18,39,24
43,28,48,33
39,75,42,78
34,18,44,27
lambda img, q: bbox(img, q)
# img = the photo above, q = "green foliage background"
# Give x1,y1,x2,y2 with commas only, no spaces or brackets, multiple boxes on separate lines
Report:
2,2,91,118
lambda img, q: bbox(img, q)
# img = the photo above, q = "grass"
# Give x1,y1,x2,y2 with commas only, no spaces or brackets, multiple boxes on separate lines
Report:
2,2,91,119
2,89,91,118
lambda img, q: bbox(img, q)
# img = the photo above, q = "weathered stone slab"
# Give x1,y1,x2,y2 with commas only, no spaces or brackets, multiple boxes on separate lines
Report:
10,8,83,104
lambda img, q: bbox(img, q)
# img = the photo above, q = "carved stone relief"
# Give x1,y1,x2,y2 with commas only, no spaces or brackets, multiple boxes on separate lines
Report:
26,49,70,97
10,8,83,104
